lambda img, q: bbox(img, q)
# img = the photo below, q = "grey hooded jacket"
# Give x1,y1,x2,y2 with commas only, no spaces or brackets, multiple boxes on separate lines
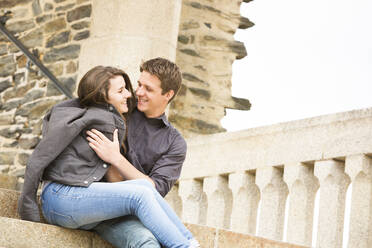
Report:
18,99,126,222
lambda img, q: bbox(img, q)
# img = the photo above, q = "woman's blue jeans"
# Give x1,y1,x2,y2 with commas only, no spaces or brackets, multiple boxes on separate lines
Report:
41,179,193,248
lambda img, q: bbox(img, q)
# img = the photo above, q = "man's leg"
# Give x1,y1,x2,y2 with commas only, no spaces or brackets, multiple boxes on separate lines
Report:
93,215,161,248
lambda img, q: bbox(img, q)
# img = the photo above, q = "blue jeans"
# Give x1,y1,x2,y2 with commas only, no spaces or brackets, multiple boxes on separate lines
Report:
41,179,193,248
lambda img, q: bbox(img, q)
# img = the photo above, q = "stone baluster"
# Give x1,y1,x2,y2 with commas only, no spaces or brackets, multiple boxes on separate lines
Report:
284,162,319,246
178,179,204,224
256,167,288,240
203,176,233,229
164,183,182,218
345,154,372,248
314,159,350,248
228,171,260,234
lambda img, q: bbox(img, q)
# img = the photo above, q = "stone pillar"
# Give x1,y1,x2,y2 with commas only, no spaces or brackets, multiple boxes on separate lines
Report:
164,183,182,218
284,162,319,246
228,171,260,234
256,167,288,240
78,0,182,83
314,160,350,248
178,179,203,224
203,176,232,229
345,154,372,248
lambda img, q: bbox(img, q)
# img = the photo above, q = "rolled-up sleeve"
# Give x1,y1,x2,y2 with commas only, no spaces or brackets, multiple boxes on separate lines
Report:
149,133,187,197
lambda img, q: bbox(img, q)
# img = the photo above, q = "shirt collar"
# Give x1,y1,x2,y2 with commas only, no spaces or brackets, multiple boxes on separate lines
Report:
139,108,169,127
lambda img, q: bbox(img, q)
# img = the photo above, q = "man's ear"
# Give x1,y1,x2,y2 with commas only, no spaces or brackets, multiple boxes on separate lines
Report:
164,90,174,102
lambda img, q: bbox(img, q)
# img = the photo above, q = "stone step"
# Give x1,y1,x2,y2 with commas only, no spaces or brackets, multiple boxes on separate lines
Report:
0,190,307,247
0,216,113,248
0,174,17,190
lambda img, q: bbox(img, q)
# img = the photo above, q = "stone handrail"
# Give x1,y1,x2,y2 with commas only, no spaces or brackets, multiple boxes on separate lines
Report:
165,107,372,248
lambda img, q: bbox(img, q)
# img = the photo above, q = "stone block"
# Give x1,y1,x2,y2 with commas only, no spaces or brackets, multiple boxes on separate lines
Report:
17,153,30,166
15,99,58,120
46,76,76,96
36,14,53,24
0,175,17,190
0,152,16,164
43,44,80,63
73,30,89,41
0,55,16,77
0,0,32,8
46,31,70,48
67,5,92,22
32,0,42,16
71,21,90,30
0,189,19,218
44,3,54,11
0,43,7,56
55,3,75,12
44,18,66,33
6,20,35,33
19,28,43,48
185,223,216,248
0,79,12,93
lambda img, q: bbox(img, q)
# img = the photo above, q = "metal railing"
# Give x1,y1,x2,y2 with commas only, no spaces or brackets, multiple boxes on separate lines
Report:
0,11,73,99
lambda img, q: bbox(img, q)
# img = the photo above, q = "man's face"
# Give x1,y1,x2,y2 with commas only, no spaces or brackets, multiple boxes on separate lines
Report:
136,71,173,118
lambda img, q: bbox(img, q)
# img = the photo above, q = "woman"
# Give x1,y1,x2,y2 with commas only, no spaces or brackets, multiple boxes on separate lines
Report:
18,66,199,248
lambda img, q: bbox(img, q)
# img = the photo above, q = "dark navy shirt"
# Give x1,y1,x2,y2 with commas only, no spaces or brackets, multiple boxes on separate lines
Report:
126,108,187,197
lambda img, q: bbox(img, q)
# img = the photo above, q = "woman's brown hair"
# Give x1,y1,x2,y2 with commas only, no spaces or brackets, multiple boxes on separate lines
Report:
77,66,135,152
78,65,135,115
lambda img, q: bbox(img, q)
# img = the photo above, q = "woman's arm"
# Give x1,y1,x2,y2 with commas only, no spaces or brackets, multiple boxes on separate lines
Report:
86,129,155,187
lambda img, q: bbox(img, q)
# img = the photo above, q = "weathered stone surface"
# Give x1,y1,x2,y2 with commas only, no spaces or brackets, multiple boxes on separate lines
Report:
3,140,18,148
181,20,200,30
56,3,75,12
0,79,12,93
67,5,92,22
0,175,17,190
0,43,7,56
16,54,27,68
46,63,64,76
71,21,90,30
32,0,42,16
44,18,66,33
0,0,32,8
3,98,23,111
66,61,77,73
0,152,16,164
0,111,14,125
180,49,201,57
0,125,23,138
18,153,31,166
44,3,54,11
6,20,35,33
20,28,43,48
230,96,251,110
239,16,254,29
46,76,76,96
11,8,29,19
19,136,40,149
0,55,16,77
46,31,70,47
13,72,25,85
169,115,225,134
178,35,189,44
54,0,67,3
36,14,53,24
43,44,80,63
182,73,208,86
3,81,35,102
15,99,58,119
22,89,45,105
228,40,247,59
73,30,89,41
188,87,211,100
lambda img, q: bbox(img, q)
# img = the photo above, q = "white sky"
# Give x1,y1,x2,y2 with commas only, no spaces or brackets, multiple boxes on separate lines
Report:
221,0,372,131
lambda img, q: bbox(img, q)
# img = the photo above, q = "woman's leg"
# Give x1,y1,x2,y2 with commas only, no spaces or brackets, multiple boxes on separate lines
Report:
41,181,190,248
124,179,194,240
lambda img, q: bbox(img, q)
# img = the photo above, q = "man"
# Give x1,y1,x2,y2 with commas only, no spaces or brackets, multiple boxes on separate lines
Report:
88,58,187,247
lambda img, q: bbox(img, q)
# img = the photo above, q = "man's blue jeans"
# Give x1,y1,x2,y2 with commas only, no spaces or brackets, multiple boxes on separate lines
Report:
41,179,193,248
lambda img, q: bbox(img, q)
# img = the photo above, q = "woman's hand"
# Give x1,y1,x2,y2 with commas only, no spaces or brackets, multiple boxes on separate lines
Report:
86,129,123,166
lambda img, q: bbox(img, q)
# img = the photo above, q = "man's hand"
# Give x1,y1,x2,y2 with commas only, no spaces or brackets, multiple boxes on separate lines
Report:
86,129,122,166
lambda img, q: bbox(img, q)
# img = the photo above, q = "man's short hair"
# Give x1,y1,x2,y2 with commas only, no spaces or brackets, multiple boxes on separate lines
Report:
140,57,182,102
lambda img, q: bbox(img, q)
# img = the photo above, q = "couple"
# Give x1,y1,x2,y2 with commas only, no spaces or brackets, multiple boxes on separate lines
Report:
18,58,199,248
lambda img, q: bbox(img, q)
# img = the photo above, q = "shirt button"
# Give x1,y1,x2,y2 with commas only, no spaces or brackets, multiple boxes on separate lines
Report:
103,163,107,168
109,106,114,111
84,181,88,184
93,177,97,180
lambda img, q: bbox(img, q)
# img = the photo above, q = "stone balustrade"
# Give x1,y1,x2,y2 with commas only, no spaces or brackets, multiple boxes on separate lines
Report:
165,107,372,248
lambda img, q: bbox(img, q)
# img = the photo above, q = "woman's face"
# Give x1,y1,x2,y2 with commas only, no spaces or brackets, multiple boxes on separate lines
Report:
107,75,132,113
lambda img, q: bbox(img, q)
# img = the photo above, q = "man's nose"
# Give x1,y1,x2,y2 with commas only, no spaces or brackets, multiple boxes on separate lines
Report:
136,86,143,96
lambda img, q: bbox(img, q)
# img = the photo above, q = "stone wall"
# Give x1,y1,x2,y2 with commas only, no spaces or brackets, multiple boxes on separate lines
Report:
0,0,93,182
169,0,253,137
